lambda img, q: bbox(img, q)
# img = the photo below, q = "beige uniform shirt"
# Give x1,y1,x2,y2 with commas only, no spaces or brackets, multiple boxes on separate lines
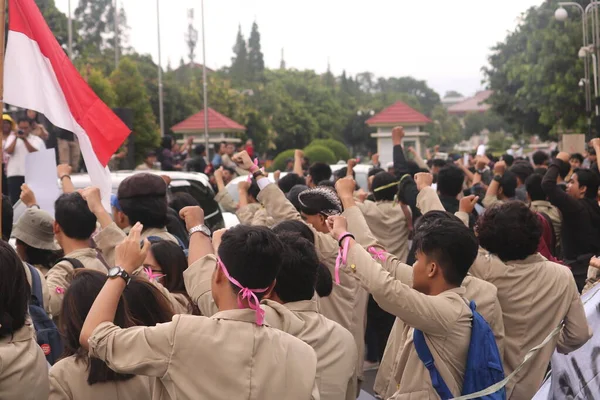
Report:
49,355,152,400
356,200,410,262
342,242,472,399
0,321,49,399
263,299,357,400
237,203,275,227
344,205,505,399
23,261,50,313
46,248,108,318
88,310,320,400
530,200,562,248
94,222,178,268
214,189,237,213
482,193,503,209
257,182,369,380
470,251,591,399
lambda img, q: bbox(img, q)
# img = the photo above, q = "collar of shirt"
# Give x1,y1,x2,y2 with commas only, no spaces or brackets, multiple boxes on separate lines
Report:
284,299,319,314
212,308,272,327
0,320,35,344
64,248,97,259
506,253,547,266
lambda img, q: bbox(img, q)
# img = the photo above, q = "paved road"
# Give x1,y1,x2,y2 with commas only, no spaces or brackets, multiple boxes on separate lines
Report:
359,369,378,399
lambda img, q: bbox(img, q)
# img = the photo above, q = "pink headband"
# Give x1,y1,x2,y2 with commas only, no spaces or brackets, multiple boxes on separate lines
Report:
218,257,268,325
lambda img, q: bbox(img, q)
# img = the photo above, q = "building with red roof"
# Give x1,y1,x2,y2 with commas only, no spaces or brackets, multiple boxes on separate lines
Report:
366,101,431,166
171,108,246,146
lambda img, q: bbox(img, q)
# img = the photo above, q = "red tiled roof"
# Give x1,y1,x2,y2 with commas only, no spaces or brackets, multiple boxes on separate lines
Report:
366,101,431,126
171,108,246,133
447,90,493,114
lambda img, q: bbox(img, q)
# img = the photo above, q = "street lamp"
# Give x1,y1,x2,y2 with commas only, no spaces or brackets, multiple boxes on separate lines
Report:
555,7,569,22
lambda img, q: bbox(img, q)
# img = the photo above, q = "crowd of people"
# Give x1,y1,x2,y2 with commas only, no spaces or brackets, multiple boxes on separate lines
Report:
0,123,598,399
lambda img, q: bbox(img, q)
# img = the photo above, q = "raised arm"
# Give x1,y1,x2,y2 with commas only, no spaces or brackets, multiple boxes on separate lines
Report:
294,149,305,177
392,126,409,178
57,164,75,194
483,160,505,209
414,173,445,213
542,153,581,215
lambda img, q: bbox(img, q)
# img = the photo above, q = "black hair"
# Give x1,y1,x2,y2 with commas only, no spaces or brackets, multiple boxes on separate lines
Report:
431,159,448,169
570,153,585,164
437,165,464,197
501,154,515,167
317,180,335,188
406,161,424,177
0,241,30,339
194,144,206,155
476,201,542,262
161,135,174,150
169,192,200,215
509,161,534,184
165,209,189,248
589,147,597,156
315,264,333,297
125,274,177,324
573,168,600,199
532,151,549,166
534,167,549,176
412,216,478,286
16,117,30,126
551,149,560,159
248,180,260,201
525,173,546,202
213,143,221,153
308,163,332,184
278,173,306,194
218,225,283,298
273,233,319,303
286,185,309,212
368,167,385,178
16,239,62,271
498,171,518,198
2,195,12,241
222,166,236,175
334,167,355,181
55,193,97,240
372,172,398,201
118,174,168,229
297,187,342,216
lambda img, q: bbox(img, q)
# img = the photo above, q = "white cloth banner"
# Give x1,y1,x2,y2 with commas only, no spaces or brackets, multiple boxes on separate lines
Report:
533,284,600,399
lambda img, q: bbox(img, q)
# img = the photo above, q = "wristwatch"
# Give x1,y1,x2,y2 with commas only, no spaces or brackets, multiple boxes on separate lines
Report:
189,224,211,238
107,267,131,285
493,175,503,183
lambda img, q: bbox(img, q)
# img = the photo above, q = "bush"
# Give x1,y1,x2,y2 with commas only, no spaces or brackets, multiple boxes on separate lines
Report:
309,139,349,162
271,149,296,171
303,145,336,165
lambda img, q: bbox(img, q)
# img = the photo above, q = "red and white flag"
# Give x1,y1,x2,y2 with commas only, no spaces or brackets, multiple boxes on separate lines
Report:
4,0,131,208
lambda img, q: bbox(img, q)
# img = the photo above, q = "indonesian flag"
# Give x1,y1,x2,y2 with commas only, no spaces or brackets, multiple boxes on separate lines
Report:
4,0,131,208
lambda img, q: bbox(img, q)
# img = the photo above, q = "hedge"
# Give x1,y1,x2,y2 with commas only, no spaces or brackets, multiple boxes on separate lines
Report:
271,149,296,171
303,145,336,165
309,139,350,161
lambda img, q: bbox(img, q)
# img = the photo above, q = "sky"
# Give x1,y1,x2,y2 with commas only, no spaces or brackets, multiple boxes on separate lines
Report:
54,0,545,98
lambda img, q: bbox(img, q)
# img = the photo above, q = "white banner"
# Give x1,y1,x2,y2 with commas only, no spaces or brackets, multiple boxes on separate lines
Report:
533,284,600,399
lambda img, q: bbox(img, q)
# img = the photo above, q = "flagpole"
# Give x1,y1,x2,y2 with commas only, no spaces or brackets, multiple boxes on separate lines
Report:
114,0,119,68
67,0,73,58
0,0,6,231
156,0,164,137
201,0,209,156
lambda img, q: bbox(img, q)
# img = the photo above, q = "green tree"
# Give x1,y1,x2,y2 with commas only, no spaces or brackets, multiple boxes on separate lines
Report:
444,90,464,98
75,0,129,61
247,22,265,82
425,105,462,148
230,25,248,86
34,0,75,50
375,77,441,116
110,58,160,162
463,111,511,138
85,67,117,108
484,0,585,139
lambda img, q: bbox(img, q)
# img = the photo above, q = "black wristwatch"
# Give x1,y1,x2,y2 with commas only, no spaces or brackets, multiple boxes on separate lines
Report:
107,267,131,285
493,175,503,183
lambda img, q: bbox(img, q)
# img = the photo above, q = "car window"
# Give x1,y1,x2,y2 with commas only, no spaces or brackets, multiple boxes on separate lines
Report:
170,180,224,231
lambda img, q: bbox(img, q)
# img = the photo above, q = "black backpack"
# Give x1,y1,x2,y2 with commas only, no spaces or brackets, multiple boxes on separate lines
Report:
26,264,63,365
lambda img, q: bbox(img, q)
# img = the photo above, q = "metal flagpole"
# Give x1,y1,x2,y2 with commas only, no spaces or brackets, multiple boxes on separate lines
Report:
114,0,119,68
156,0,164,137
0,0,6,231
201,0,210,156
67,0,73,58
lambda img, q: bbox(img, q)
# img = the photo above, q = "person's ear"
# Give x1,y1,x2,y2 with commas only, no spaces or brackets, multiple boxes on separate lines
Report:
580,185,588,197
498,187,504,197
263,280,277,299
53,221,61,235
427,261,437,279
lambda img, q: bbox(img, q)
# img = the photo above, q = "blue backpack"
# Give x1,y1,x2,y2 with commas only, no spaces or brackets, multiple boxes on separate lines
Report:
413,300,506,400
27,264,63,365
147,235,189,257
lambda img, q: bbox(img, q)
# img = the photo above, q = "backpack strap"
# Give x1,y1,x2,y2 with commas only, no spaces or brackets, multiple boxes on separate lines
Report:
26,263,44,308
538,211,557,256
413,329,454,400
55,257,86,270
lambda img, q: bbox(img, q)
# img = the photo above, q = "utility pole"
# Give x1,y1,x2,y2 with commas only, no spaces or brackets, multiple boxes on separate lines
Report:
157,0,164,136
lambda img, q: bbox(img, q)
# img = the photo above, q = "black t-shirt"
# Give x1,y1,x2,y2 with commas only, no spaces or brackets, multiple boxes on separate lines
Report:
56,128,74,141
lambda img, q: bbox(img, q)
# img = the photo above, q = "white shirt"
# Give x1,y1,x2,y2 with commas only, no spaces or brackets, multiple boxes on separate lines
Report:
5,133,45,177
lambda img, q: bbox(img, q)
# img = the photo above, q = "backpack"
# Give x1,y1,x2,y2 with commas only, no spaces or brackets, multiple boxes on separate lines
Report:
26,264,63,365
413,300,506,400
147,235,189,257
55,257,85,270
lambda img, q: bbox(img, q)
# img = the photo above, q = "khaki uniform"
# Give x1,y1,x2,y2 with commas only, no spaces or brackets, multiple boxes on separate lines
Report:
23,261,50,313
237,204,275,227
0,321,49,399
530,200,562,247
482,193,503,209
344,205,505,398
49,355,152,400
46,248,108,318
263,299,357,400
88,310,319,400
356,200,410,262
214,189,237,213
470,251,591,399
94,222,178,268
342,242,472,399
257,183,369,380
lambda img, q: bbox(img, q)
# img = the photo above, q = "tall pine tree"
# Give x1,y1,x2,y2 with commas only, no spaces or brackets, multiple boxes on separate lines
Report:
75,0,129,60
247,22,265,82
230,25,248,86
